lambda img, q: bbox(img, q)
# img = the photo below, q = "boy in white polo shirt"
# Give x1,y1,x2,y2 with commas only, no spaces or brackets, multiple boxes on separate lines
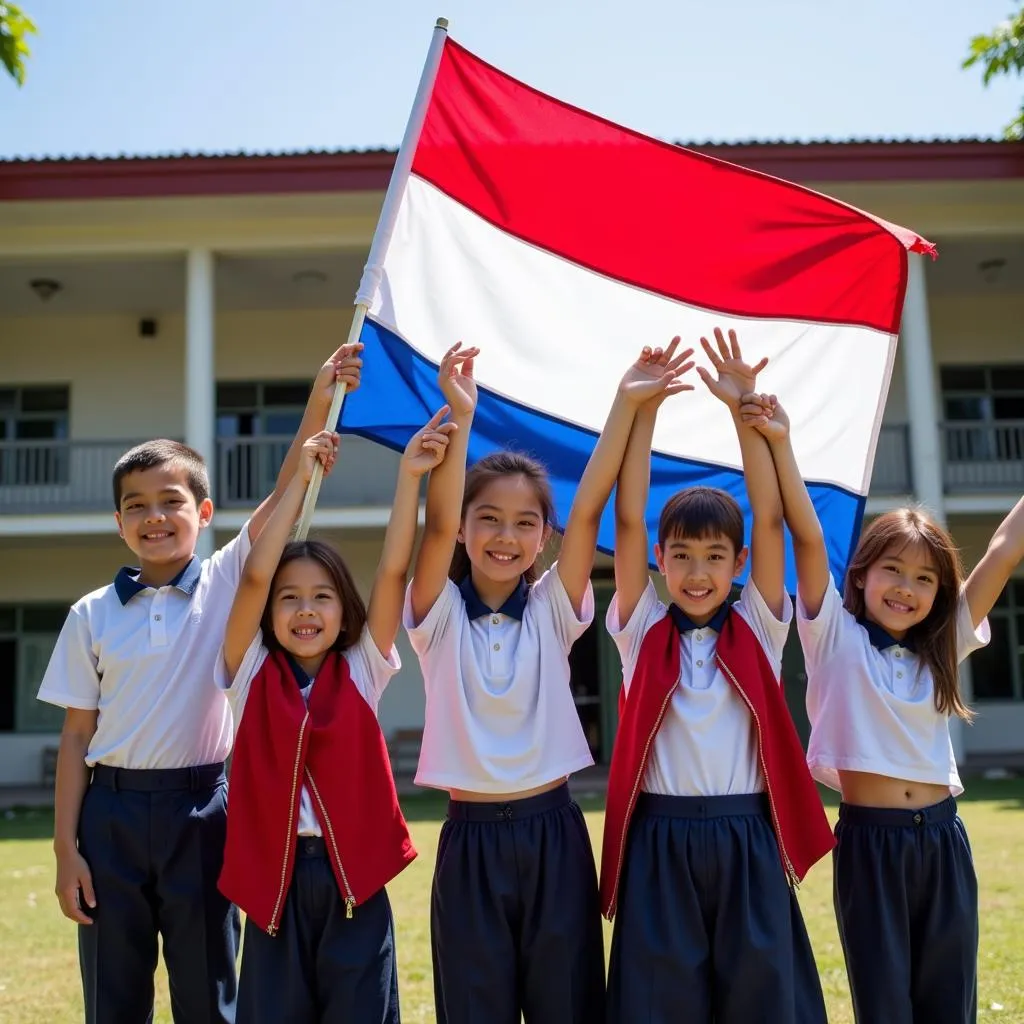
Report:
36,344,362,1024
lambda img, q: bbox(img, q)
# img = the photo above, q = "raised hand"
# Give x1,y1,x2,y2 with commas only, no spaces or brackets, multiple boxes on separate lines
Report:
696,327,768,411
618,336,696,406
298,430,340,484
740,392,790,443
438,342,480,418
403,406,458,477
314,342,364,402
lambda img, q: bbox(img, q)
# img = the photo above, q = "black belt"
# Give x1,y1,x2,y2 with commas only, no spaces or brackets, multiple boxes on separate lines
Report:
91,762,226,792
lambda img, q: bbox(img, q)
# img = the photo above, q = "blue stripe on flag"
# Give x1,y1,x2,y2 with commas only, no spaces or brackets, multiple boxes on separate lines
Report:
342,318,865,590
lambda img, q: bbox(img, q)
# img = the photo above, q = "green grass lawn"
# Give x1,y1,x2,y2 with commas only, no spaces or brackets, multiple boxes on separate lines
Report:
2,782,1023,1022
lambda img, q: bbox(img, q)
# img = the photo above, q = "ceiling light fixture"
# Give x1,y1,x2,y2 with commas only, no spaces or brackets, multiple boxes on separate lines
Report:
978,258,1007,284
291,269,328,288
29,278,63,302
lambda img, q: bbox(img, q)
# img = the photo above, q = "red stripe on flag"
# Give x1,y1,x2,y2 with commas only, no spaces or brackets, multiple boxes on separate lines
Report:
412,40,931,334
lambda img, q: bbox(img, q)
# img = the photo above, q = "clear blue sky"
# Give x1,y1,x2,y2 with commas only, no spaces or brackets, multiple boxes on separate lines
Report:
2,0,1021,159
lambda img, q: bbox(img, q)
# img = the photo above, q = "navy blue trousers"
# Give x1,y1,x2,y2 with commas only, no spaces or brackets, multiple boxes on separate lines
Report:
237,837,400,1024
77,763,239,1024
606,793,826,1024
431,783,605,1024
834,797,978,1024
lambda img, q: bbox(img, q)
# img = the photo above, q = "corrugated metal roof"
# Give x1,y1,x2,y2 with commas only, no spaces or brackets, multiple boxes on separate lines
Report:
0,137,1009,163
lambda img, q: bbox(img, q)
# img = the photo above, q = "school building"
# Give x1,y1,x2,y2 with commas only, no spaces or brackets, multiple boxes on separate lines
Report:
0,140,1022,787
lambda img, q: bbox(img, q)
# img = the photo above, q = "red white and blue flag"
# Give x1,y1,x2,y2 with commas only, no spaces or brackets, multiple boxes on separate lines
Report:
341,33,933,586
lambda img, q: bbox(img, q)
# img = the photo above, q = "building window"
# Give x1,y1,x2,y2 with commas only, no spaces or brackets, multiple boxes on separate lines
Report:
0,385,71,486
940,365,1024,463
0,605,67,733
970,579,1024,702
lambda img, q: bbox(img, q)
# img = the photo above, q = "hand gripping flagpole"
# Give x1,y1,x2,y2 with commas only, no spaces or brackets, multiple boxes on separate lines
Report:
295,16,450,540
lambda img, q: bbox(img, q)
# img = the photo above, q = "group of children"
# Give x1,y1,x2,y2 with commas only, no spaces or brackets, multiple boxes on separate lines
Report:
38,329,1024,1024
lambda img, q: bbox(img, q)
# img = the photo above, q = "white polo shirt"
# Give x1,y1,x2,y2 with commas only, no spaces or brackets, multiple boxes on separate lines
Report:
218,625,400,836
37,527,251,769
404,565,595,794
799,577,990,795
607,578,792,797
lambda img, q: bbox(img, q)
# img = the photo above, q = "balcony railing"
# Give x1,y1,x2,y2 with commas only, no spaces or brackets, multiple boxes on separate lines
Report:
870,424,912,495
942,421,1024,492
1,422,1020,516
0,436,402,515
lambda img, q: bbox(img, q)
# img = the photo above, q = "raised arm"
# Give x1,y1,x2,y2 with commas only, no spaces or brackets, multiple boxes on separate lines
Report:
697,328,785,618
222,431,338,681
615,404,658,624
559,339,694,614
408,343,480,625
964,495,1024,628
248,343,363,540
741,392,832,618
366,407,457,657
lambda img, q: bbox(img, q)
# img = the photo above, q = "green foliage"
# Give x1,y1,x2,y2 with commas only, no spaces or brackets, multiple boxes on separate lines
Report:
0,1,36,85
964,6,1024,140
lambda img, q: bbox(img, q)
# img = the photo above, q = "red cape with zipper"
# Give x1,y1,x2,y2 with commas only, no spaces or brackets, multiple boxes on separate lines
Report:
600,607,833,920
219,649,416,934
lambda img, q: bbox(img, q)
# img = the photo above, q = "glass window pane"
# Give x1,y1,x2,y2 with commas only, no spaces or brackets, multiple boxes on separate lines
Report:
15,419,62,440
940,367,987,391
263,383,308,407
0,390,16,412
991,367,1024,392
971,615,1014,699
0,607,16,632
1013,580,1024,606
992,396,1024,420
262,412,302,436
994,584,1012,608
944,396,989,422
216,383,258,409
21,606,70,632
20,386,69,413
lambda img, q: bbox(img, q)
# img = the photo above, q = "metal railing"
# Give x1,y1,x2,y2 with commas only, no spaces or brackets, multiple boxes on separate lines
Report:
215,435,402,508
942,421,1024,492
0,435,403,515
869,424,912,495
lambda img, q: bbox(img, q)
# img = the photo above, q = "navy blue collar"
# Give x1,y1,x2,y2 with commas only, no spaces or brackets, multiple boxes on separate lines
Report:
669,600,731,636
285,652,314,689
458,575,529,621
113,556,201,606
858,617,916,654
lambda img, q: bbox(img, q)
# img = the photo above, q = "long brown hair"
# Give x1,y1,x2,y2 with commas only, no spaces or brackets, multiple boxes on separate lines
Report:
261,540,367,654
449,451,557,585
843,507,971,720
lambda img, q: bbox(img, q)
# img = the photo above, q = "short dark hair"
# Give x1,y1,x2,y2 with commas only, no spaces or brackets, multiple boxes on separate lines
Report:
261,540,367,653
657,486,745,554
112,440,210,508
449,450,557,586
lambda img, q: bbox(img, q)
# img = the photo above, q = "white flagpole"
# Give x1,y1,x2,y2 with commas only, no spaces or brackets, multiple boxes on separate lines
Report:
295,16,450,540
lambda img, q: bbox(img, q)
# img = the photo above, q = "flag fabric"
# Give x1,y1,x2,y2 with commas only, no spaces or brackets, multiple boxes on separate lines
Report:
341,36,933,588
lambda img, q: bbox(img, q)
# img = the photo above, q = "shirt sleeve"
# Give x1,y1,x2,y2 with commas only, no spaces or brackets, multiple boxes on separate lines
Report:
203,522,253,605
36,604,100,711
530,564,595,652
795,574,846,673
403,578,460,657
345,625,402,710
955,589,991,664
605,579,667,692
219,631,270,732
732,578,793,678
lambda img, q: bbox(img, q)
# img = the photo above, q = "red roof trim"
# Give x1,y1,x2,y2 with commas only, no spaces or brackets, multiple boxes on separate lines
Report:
0,141,1021,202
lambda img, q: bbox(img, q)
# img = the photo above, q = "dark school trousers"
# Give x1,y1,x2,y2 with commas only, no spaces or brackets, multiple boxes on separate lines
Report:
834,797,979,1024
77,763,239,1024
237,836,400,1024
431,783,605,1024
606,792,827,1024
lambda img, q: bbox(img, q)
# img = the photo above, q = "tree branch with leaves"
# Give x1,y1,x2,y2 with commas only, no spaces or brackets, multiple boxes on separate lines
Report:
964,5,1024,140
0,1,36,85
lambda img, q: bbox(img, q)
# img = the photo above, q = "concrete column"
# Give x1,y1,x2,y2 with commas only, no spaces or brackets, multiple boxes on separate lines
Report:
900,256,945,525
186,248,215,560
900,256,967,759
